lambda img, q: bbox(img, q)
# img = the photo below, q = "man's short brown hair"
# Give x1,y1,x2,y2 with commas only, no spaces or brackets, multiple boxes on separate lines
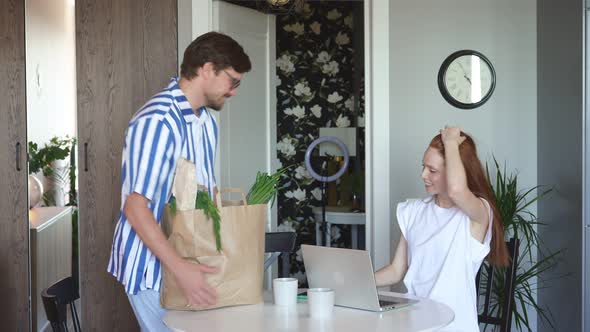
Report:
180,31,252,79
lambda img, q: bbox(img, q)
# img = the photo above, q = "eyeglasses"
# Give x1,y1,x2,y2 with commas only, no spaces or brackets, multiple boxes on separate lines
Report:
222,70,241,90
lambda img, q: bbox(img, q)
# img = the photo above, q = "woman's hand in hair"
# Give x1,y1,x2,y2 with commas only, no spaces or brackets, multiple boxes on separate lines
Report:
440,126,490,242
440,126,466,147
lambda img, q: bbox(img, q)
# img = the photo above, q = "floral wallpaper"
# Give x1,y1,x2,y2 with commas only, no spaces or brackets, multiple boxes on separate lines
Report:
275,1,365,285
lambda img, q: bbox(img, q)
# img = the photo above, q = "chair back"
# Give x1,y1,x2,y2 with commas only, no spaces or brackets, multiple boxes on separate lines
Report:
264,232,297,274
476,237,520,332
41,276,81,332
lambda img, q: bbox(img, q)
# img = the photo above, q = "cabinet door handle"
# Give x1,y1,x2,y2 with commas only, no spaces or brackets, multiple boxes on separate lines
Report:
84,142,88,172
15,142,21,171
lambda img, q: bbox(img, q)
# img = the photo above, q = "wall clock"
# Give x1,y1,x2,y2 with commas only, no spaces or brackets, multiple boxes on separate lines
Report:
437,50,496,109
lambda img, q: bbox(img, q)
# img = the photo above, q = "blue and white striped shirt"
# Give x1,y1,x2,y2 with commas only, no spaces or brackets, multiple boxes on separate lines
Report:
108,77,218,294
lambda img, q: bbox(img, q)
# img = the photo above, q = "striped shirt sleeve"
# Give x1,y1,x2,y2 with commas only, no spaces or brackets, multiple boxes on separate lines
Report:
125,117,178,201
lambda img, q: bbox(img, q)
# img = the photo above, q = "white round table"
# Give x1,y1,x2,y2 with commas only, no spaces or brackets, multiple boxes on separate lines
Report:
164,291,454,332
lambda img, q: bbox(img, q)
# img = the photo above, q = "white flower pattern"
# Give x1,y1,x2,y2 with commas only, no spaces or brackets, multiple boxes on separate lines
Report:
285,105,305,120
327,9,342,20
284,22,304,35
335,32,350,46
310,21,321,35
277,220,296,233
317,51,330,63
277,137,296,158
327,92,343,103
294,165,310,179
285,188,306,202
344,15,353,28
310,104,322,118
357,115,365,128
294,82,311,97
336,114,351,128
277,54,295,74
344,97,354,111
295,248,304,262
311,188,322,201
330,225,341,241
276,2,365,285
321,60,339,76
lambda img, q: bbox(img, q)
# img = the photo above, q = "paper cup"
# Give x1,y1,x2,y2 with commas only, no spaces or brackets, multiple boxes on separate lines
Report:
273,278,298,306
308,288,335,318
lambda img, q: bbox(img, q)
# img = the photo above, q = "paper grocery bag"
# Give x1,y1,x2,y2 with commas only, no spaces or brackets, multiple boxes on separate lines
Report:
160,158,267,310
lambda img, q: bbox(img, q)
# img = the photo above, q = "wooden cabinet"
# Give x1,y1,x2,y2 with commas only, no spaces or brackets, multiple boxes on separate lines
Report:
29,207,73,332
76,0,177,329
0,1,29,331
1,0,177,330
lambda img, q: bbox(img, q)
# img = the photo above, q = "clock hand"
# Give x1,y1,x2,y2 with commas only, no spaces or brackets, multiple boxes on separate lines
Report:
457,62,467,75
457,62,472,85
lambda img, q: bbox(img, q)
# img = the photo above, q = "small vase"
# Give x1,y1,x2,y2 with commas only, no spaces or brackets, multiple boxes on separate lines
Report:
28,174,44,209
46,159,69,206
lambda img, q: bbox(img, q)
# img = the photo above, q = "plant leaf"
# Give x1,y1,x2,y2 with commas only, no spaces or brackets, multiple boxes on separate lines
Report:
483,156,563,331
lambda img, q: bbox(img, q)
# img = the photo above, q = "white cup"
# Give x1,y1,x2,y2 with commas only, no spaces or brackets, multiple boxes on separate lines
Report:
308,288,335,318
273,278,298,306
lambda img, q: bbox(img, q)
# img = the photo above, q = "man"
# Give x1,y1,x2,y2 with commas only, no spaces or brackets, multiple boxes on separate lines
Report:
107,31,251,331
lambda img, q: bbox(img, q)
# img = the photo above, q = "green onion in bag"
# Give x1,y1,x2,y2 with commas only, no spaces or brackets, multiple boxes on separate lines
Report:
168,195,177,216
246,167,290,206
195,191,222,252
167,192,222,252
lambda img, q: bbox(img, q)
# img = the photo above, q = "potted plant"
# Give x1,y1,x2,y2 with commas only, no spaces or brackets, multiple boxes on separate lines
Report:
28,136,76,206
481,157,563,331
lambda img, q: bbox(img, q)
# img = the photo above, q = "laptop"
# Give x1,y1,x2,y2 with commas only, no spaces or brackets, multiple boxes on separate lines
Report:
301,245,417,312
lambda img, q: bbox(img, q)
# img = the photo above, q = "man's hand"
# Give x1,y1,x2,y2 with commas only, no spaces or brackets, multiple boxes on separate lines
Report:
173,261,219,308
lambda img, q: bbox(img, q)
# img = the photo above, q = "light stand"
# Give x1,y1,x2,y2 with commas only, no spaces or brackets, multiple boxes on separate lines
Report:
320,160,327,245
304,136,349,246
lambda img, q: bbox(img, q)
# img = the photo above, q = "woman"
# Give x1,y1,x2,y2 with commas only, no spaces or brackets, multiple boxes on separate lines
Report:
375,126,509,331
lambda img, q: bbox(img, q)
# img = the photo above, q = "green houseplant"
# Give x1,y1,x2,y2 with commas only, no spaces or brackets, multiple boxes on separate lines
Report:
28,136,76,206
482,158,562,331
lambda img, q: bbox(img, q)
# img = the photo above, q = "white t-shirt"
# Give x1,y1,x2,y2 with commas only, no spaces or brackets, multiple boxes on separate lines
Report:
397,196,493,332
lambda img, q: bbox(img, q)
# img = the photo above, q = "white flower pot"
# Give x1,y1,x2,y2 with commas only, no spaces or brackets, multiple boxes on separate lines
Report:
28,175,44,209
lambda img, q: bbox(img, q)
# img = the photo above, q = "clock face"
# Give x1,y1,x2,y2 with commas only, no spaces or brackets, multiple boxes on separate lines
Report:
438,50,496,109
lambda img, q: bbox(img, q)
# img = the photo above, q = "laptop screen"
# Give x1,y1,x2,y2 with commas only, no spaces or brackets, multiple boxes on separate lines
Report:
302,245,391,311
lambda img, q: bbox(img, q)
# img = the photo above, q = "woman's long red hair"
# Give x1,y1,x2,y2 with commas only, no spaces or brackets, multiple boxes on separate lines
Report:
429,133,509,267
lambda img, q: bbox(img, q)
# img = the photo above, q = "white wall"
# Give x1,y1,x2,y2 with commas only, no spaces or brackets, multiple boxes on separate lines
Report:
26,0,77,146
388,0,538,328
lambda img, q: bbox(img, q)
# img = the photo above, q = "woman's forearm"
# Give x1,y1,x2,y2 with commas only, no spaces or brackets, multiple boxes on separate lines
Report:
374,236,408,287
375,264,402,287
443,140,468,197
